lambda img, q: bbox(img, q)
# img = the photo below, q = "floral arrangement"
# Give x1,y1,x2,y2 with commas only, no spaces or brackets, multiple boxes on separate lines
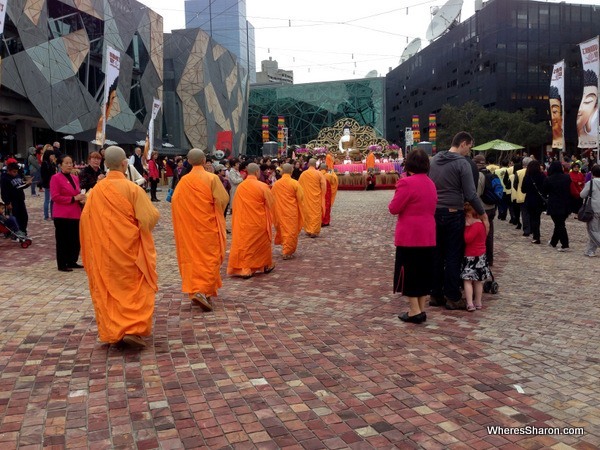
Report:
295,147,310,154
368,144,382,152
313,147,328,155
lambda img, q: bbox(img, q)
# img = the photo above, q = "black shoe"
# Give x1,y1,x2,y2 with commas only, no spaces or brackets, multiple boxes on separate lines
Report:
151,198,160,202
522,233,530,237
68,263,84,269
398,312,426,324
429,295,446,307
58,267,73,272
516,224,522,230
445,298,466,310
531,239,540,244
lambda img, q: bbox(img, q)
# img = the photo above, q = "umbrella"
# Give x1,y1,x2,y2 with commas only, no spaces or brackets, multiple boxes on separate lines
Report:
472,139,524,151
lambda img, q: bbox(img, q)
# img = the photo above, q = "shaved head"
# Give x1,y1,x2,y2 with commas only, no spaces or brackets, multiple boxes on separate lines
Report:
247,163,260,175
187,148,206,166
105,146,127,171
281,163,293,174
308,158,317,167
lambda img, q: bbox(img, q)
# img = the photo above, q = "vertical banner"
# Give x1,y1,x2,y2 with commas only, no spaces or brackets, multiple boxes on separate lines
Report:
277,116,285,156
428,114,437,153
146,98,161,160
0,0,7,35
262,116,269,142
412,115,420,143
95,46,121,145
577,37,599,149
550,61,565,150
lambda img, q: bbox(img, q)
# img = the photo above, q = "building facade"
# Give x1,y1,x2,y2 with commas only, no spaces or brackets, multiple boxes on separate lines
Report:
0,0,163,154
248,78,385,155
163,29,249,156
255,58,293,85
184,0,256,84
386,0,600,150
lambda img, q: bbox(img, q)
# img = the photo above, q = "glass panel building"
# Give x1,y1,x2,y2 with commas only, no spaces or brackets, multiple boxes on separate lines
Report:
248,78,385,154
386,0,600,150
185,0,256,83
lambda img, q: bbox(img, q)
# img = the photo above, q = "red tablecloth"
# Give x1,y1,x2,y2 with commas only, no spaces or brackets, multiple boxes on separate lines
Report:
334,162,396,173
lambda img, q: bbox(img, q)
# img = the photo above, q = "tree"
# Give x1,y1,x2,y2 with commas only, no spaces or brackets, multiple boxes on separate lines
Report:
436,102,550,152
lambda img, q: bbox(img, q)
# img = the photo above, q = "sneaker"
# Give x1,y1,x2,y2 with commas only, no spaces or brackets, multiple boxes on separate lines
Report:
557,247,569,252
585,252,596,257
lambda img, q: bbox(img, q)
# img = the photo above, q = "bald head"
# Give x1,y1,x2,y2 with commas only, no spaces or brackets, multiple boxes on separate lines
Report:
281,163,293,174
247,163,260,175
308,158,317,167
105,146,127,171
187,148,206,166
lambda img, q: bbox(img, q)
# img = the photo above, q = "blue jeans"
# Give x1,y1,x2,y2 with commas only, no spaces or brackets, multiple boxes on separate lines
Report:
44,188,52,219
431,209,465,302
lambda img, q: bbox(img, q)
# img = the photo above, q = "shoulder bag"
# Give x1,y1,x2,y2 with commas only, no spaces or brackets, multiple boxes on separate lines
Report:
577,179,594,222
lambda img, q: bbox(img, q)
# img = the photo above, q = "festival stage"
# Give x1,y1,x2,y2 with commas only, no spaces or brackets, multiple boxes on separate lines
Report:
334,162,401,190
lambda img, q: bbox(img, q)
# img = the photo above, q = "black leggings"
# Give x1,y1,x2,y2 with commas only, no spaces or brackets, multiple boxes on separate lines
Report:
54,218,80,269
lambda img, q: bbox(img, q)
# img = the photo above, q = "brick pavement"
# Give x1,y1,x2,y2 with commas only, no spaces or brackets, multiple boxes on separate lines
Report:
0,190,598,449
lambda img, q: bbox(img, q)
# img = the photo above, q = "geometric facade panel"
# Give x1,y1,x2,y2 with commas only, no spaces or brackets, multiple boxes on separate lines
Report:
62,28,90,72
24,0,45,26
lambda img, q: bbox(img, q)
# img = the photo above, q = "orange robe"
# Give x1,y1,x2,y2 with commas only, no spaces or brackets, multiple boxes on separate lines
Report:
272,174,304,256
298,167,326,235
227,175,274,276
80,171,159,344
328,171,339,207
366,152,376,170
172,166,229,298
325,154,334,170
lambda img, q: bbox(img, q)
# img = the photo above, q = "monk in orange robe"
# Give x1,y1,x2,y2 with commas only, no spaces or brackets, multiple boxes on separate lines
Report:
272,163,304,260
227,163,275,278
298,158,326,237
319,165,333,226
325,153,334,170
172,149,229,311
80,146,160,349
329,170,339,207
366,151,376,171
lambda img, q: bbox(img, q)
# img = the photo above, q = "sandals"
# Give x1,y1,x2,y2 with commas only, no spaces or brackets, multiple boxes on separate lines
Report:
264,265,275,274
467,304,476,312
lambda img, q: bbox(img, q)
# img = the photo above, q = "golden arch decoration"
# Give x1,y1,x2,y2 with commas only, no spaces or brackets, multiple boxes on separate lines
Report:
306,118,389,157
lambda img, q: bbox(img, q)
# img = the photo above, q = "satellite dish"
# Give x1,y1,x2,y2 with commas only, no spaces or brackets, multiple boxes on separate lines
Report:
426,0,463,42
400,38,422,63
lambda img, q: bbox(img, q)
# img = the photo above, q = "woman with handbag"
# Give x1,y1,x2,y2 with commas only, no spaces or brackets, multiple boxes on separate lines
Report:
521,160,546,245
543,161,572,251
580,164,600,257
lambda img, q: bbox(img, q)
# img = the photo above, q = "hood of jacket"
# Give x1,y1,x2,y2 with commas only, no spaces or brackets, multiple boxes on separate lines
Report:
434,150,465,165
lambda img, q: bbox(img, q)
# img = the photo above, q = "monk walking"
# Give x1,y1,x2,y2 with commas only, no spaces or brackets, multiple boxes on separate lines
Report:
172,149,229,311
298,158,326,238
80,146,160,349
366,150,376,171
319,165,334,227
227,163,275,278
272,163,304,260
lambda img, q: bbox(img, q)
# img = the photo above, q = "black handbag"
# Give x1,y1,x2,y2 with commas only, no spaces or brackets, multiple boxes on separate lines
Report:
532,180,548,209
577,179,594,222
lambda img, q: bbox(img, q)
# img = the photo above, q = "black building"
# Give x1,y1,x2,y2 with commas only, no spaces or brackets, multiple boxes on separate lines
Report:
386,0,600,151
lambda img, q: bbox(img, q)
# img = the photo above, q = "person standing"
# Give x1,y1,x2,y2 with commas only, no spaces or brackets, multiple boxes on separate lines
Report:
569,162,585,217
298,158,326,238
147,152,161,202
428,132,487,309
227,158,244,215
80,146,160,349
521,160,547,245
27,146,41,196
1,162,31,234
514,157,531,235
272,163,304,260
580,164,600,257
78,152,106,191
319,165,333,226
543,161,572,251
388,149,437,324
40,147,57,220
172,149,229,311
50,156,85,272
227,163,275,279
129,147,146,177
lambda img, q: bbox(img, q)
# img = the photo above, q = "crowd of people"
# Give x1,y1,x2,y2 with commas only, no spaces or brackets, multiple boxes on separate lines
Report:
389,131,600,324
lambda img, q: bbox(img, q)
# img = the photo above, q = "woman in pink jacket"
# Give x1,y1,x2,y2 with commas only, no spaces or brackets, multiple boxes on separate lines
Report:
147,152,161,202
388,149,437,324
50,156,86,272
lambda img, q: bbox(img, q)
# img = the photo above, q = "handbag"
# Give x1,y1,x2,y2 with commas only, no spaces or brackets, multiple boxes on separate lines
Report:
532,180,548,209
577,179,594,222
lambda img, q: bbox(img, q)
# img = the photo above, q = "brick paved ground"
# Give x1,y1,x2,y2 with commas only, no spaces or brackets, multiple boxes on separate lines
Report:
1,190,598,449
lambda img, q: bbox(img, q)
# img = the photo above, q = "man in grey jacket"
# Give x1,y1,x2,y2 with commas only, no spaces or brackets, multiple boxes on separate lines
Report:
428,131,488,309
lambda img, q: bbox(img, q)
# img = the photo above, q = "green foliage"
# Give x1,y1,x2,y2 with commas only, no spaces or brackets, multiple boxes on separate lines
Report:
436,102,550,151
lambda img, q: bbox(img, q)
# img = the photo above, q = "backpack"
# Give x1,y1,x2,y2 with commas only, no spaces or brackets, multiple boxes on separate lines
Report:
479,171,503,205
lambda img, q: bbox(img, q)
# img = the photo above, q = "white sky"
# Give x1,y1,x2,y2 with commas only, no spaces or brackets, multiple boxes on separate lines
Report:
139,0,599,84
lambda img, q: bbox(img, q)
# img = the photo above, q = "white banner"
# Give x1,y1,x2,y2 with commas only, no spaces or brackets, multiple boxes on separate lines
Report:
0,0,7,35
550,61,565,149
147,98,161,160
577,37,599,149
96,46,121,145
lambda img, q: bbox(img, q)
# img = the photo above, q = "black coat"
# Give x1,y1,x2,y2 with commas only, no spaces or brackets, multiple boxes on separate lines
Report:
543,173,571,216
522,172,547,210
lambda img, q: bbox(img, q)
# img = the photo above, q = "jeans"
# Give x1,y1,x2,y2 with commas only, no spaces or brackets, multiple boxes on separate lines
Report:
431,209,465,302
31,171,40,195
550,214,569,249
44,188,52,219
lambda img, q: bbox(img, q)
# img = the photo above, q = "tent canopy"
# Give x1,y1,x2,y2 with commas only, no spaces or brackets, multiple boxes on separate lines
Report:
472,139,524,151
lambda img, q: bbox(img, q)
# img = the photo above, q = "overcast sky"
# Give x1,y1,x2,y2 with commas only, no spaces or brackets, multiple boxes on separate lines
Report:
139,0,599,84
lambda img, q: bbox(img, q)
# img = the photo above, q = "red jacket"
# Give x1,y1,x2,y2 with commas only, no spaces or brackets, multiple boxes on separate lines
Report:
388,173,437,247
50,172,82,220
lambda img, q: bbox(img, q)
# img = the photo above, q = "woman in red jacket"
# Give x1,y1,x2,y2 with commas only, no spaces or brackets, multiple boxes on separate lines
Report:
147,152,161,202
50,156,86,272
569,162,585,216
388,149,438,324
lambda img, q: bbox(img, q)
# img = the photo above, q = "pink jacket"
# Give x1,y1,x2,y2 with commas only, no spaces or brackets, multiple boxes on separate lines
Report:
148,159,160,179
50,172,82,220
388,173,437,247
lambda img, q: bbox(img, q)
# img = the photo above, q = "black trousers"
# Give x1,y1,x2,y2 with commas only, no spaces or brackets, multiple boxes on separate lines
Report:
54,218,80,269
11,201,28,235
550,214,569,249
150,178,159,200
